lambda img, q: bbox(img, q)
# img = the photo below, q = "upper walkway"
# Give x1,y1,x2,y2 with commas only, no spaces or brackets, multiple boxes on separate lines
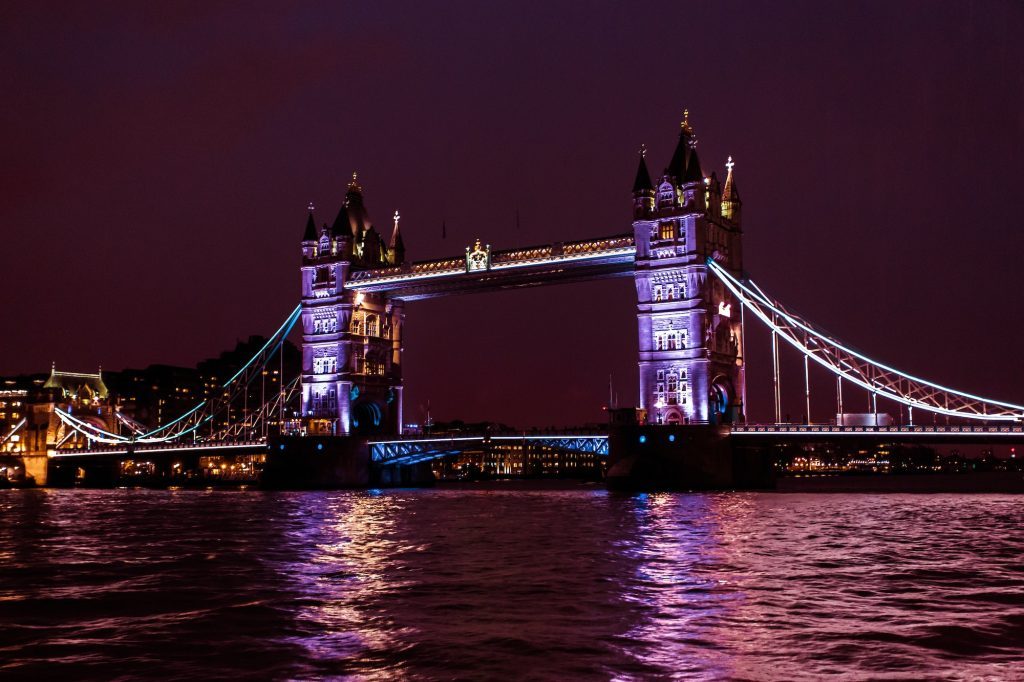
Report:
346,234,636,300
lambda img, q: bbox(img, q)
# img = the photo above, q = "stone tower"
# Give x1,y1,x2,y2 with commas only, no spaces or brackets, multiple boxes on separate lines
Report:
632,112,745,425
299,174,405,436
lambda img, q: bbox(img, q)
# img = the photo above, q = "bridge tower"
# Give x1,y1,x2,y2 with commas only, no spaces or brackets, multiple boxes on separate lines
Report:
632,112,745,425
299,175,405,436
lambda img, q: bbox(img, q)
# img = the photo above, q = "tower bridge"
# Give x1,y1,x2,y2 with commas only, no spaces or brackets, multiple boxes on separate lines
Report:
300,110,744,438
15,111,1023,489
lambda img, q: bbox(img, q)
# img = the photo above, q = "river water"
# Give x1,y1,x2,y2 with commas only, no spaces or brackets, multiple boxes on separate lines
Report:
1,488,1022,680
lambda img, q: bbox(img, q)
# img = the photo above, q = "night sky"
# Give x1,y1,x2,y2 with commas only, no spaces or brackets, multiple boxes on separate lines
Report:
3,1,1023,427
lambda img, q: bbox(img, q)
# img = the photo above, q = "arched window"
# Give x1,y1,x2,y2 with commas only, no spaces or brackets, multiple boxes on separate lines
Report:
366,315,379,337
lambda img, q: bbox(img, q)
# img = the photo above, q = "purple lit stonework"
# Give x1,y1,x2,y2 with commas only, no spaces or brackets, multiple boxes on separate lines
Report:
300,174,406,436
632,113,745,425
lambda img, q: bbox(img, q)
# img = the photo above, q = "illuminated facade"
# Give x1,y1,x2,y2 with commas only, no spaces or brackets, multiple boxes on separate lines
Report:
300,175,405,435
632,112,745,425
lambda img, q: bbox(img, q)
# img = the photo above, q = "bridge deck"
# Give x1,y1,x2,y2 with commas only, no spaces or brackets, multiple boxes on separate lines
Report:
732,424,1024,444
51,440,268,459
346,235,635,300
369,434,610,466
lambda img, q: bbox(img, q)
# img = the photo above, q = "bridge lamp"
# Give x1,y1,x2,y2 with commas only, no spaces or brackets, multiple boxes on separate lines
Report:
639,435,647,444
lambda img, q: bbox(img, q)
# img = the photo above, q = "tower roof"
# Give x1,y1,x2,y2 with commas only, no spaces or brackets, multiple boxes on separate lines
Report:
632,145,654,193
334,171,371,237
665,109,702,184
303,204,317,242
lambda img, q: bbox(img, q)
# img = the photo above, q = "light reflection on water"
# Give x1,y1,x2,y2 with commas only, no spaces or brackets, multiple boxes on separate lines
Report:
0,488,1022,679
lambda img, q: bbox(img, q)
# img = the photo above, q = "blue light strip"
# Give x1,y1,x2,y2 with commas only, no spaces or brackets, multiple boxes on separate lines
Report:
223,305,301,387
135,400,208,439
134,304,301,442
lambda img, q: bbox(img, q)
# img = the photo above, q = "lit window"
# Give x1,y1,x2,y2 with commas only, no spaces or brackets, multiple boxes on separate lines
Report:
659,222,675,240
653,285,663,302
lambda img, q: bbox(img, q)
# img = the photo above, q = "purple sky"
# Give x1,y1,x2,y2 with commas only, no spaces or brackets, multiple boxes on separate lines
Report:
2,1,1023,427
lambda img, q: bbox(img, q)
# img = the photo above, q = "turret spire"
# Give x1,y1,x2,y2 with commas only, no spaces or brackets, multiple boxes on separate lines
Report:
303,202,317,242
390,209,406,264
666,108,701,183
723,155,740,203
632,144,654,193
722,155,741,224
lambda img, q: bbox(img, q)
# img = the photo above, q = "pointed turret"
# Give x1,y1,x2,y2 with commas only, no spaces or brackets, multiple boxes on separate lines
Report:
632,144,656,218
389,210,406,265
633,146,653,193
665,109,702,184
303,203,317,242
333,171,372,241
302,203,318,259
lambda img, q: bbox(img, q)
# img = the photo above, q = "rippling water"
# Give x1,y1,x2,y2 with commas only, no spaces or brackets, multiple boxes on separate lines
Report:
1,488,1022,680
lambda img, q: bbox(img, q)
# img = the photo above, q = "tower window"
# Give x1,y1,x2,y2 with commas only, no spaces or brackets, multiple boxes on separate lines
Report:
659,222,676,240
653,285,663,302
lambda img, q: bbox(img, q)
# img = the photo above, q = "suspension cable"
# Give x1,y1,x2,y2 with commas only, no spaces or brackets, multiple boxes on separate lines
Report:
707,259,1024,422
